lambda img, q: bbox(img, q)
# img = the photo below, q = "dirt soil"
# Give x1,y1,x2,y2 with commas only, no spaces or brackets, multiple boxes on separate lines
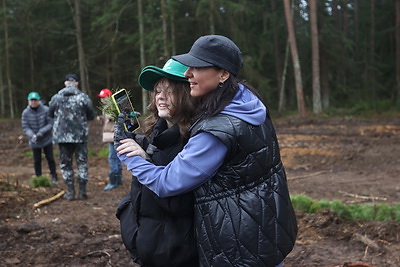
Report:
1,116,400,267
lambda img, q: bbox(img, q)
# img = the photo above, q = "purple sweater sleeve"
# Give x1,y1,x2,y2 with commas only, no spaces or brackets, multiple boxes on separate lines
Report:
118,132,228,197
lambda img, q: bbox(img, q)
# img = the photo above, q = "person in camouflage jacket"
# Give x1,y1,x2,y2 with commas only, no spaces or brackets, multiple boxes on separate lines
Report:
48,74,96,200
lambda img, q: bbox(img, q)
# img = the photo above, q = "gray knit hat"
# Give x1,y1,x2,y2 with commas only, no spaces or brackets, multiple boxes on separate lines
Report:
172,35,243,76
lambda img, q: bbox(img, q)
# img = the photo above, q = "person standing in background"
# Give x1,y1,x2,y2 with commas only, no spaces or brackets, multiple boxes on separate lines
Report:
48,74,96,200
21,91,58,183
97,88,123,190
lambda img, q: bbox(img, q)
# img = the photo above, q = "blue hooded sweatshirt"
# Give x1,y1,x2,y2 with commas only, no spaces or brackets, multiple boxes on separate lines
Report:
118,83,266,197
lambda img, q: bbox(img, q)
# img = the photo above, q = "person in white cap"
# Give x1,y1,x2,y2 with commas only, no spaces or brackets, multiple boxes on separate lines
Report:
116,35,297,267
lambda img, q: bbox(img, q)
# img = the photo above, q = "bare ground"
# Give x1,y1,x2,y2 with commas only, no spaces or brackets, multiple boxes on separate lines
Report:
1,116,400,267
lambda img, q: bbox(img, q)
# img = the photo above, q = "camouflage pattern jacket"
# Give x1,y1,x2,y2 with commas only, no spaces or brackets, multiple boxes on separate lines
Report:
48,86,96,143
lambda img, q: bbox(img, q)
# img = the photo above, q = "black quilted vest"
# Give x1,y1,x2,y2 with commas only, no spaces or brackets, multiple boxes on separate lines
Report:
190,114,297,267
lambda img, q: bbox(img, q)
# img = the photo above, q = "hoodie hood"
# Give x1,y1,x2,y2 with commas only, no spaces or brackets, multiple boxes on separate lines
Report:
59,86,81,96
220,83,266,126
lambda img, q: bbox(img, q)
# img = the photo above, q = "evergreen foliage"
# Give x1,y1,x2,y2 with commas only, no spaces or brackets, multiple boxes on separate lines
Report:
291,194,400,222
0,0,399,117
30,175,51,188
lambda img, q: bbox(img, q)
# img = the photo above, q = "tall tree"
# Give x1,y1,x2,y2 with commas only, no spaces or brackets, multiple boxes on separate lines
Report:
0,47,3,116
138,0,148,112
369,0,376,102
209,0,215,34
396,0,400,103
270,0,286,112
279,39,290,113
195,0,216,34
169,0,176,56
161,0,169,58
67,0,90,95
2,0,14,118
0,0,398,118
318,2,330,109
309,0,322,114
283,0,306,117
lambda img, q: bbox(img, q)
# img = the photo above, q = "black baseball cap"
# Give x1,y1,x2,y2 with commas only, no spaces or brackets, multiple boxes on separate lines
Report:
65,74,79,82
172,35,243,76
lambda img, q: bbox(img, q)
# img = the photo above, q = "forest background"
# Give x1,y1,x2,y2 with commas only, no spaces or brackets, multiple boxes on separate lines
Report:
0,0,399,118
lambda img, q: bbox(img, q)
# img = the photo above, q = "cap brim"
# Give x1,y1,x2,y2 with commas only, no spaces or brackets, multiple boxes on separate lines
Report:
138,66,187,91
172,53,214,68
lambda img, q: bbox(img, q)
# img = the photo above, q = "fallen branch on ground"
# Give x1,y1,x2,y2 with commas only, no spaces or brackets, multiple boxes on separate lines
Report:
287,170,327,180
82,250,111,258
33,190,65,209
353,233,381,251
338,190,387,201
353,233,388,259
81,250,113,266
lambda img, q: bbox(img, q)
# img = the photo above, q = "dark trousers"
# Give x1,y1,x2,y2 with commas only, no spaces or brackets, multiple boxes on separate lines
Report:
58,143,88,183
32,143,56,177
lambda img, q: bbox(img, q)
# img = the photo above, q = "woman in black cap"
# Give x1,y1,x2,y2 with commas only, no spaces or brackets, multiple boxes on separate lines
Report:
116,35,297,267
116,59,199,267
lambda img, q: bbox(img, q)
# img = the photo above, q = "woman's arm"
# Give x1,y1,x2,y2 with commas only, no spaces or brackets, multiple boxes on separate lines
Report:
117,132,227,197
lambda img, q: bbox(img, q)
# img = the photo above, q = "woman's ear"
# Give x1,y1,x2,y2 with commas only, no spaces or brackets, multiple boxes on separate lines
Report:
220,70,230,83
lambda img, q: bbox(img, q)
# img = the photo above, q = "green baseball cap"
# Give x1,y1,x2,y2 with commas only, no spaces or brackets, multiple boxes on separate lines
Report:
27,92,41,100
138,59,188,91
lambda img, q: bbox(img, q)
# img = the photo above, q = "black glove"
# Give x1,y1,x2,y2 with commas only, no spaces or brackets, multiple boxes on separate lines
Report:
114,113,136,149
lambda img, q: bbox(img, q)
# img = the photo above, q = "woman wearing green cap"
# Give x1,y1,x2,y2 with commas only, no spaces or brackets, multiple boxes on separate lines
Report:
116,59,199,267
116,35,297,267
22,92,57,183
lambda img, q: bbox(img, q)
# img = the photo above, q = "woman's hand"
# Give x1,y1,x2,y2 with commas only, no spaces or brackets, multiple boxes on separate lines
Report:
116,138,148,159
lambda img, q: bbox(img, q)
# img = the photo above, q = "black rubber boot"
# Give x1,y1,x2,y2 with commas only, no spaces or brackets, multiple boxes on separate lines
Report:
64,182,75,201
78,180,88,200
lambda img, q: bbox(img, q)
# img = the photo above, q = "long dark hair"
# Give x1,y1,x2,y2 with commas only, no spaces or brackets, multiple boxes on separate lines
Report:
193,68,265,121
145,78,198,141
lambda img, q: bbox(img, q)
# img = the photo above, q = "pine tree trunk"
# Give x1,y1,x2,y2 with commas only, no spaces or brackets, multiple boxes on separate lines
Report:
369,0,376,103
395,0,400,103
70,0,90,95
161,0,169,59
309,0,322,114
169,1,176,56
283,0,306,117
279,39,290,113
209,0,215,34
270,0,285,112
2,0,14,118
138,0,149,112
320,43,330,109
0,49,3,116
318,2,330,109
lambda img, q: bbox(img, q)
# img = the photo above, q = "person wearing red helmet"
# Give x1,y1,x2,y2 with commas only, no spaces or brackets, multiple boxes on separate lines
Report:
97,88,123,190
97,88,112,98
